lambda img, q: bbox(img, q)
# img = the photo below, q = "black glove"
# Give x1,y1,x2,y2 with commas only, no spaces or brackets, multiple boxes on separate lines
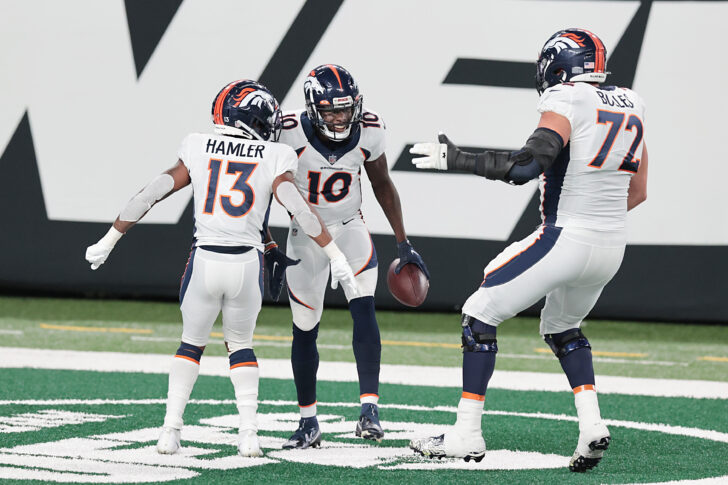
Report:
395,239,430,279
264,242,300,301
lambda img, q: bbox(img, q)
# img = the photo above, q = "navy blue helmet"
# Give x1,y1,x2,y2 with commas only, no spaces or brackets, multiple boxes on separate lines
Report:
211,79,281,141
535,28,608,95
304,64,363,141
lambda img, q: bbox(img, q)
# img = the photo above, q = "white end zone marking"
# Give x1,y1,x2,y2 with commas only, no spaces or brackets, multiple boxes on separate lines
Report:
0,410,125,433
2,347,727,399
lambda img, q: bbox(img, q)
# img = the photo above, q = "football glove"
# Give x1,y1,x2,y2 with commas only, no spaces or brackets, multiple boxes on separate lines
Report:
264,241,300,301
395,240,430,279
85,226,124,270
330,255,361,299
409,132,449,170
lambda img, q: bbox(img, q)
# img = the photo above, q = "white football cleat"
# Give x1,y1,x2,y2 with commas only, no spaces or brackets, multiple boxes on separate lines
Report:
409,428,485,462
156,426,181,454
238,429,263,457
569,421,610,472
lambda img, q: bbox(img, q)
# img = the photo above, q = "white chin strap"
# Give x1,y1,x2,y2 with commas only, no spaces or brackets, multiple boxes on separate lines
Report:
319,123,351,141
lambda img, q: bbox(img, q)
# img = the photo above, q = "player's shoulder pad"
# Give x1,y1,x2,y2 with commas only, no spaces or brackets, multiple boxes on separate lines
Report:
360,108,385,130
281,108,306,119
358,108,386,155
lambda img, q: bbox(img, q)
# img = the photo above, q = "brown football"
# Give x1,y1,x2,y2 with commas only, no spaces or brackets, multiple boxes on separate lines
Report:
387,259,429,307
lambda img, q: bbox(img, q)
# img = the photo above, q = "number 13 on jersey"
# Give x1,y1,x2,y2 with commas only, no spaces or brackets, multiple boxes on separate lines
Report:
203,158,258,217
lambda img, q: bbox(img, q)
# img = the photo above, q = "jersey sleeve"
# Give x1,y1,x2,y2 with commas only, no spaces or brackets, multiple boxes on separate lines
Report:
537,85,576,125
363,111,386,161
275,145,298,178
176,133,196,170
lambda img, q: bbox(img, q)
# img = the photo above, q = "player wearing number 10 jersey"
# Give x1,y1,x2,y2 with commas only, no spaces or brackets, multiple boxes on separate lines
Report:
408,29,648,472
273,64,430,448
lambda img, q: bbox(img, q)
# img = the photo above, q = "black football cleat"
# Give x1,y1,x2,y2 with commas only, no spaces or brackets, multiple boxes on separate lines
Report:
355,403,384,442
282,416,322,449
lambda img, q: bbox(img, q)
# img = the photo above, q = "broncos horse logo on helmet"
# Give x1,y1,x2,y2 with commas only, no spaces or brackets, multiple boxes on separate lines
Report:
304,64,363,142
211,80,282,141
535,28,608,95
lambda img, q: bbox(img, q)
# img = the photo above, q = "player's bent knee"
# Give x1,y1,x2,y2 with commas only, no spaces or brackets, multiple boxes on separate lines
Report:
461,314,498,353
292,315,319,332
543,328,591,358
226,339,254,354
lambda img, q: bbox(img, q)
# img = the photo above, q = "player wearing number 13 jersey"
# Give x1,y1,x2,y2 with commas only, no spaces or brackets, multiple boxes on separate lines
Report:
84,79,361,459
272,64,430,448
408,29,648,472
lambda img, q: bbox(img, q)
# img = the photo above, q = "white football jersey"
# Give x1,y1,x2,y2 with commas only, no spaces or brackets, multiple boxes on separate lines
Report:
537,82,647,231
177,132,298,249
278,109,386,225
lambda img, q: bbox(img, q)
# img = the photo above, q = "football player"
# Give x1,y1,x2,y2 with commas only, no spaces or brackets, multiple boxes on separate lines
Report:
408,29,648,472
268,64,429,448
85,79,361,458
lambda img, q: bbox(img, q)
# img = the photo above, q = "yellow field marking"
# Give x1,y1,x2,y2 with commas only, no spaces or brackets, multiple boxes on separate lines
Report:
40,323,153,335
534,348,648,358
211,332,461,349
698,356,728,363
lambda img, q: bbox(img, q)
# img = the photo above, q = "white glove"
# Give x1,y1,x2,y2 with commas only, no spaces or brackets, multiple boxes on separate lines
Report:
323,242,361,299
85,226,124,270
409,135,448,170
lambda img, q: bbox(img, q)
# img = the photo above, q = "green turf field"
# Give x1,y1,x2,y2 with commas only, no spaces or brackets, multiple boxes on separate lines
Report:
1,296,727,484
1,296,727,380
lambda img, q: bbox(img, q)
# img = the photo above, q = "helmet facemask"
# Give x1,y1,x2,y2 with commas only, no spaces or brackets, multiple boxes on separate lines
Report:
306,94,363,142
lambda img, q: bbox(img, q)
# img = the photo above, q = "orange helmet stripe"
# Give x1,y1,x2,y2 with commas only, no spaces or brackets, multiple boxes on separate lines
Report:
580,29,606,72
213,80,243,125
327,64,343,89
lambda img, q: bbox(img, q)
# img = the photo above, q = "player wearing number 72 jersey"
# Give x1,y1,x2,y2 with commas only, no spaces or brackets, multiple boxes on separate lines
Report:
84,79,361,458
408,29,648,472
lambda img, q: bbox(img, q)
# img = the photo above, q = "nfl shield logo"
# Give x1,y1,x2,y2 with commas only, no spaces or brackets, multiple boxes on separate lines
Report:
328,154,338,164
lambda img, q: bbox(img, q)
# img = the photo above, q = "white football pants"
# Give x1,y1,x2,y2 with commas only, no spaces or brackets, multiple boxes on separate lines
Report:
462,225,626,335
285,216,378,331
179,247,262,352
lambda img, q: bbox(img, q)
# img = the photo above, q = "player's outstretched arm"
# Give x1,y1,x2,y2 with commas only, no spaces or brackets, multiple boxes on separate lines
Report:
84,160,191,270
364,154,430,279
627,144,648,211
410,112,568,185
272,171,361,299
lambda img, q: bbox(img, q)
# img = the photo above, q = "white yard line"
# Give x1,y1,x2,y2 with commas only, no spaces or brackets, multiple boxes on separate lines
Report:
129,336,348,350
0,397,726,446
0,329,23,335
2,347,726,399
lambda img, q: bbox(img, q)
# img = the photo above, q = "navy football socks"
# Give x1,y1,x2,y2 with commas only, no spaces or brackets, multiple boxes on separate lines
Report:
349,296,381,397
462,320,497,397
291,323,320,407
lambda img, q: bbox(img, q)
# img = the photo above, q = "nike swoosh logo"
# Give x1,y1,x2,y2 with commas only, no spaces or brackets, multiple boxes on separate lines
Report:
342,217,356,225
